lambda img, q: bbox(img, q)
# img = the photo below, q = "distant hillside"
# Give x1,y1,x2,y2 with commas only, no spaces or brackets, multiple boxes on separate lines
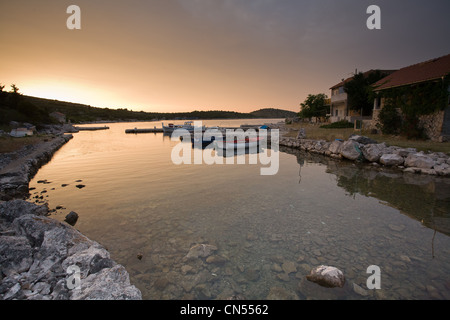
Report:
250,108,297,119
0,92,293,127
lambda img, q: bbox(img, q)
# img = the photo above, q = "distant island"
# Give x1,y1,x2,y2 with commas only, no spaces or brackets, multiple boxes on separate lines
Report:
0,91,297,127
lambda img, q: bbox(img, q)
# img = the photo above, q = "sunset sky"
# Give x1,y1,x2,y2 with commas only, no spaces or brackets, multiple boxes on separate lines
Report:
1,0,450,113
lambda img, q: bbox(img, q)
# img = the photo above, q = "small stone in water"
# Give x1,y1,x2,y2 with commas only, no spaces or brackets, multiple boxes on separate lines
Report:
306,265,345,288
64,211,79,226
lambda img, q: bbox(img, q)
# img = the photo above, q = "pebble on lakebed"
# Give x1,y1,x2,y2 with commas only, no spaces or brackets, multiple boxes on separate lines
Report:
306,265,346,288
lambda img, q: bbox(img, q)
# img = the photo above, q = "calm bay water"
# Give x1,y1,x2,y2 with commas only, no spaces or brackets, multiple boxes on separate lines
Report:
28,120,450,300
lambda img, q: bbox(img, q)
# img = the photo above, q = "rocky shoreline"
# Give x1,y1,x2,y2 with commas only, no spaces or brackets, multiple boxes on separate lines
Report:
2,123,449,300
279,134,450,176
0,131,142,300
0,200,141,300
0,134,74,201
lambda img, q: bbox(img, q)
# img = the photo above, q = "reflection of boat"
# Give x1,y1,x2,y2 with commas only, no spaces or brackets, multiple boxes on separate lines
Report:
191,135,217,148
214,136,265,151
191,128,221,149
162,121,205,133
215,143,265,157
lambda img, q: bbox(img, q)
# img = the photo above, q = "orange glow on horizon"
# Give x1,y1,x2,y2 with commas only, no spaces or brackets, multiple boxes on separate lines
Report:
1,1,449,114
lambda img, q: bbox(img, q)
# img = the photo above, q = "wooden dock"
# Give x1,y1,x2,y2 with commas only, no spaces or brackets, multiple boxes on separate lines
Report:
125,127,163,133
124,124,270,134
75,126,110,131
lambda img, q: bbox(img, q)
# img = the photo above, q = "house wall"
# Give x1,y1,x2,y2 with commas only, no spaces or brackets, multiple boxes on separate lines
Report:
330,103,348,122
330,92,347,104
419,107,450,142
371,99,449,141
330,88,348,123
10,129,33,137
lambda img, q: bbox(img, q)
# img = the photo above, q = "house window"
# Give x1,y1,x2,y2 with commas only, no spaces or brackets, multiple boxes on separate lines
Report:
375,97,381,109
335,109,339,116
448,85,450,105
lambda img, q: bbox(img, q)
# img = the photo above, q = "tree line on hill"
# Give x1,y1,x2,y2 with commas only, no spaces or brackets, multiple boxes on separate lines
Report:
0,83,296,127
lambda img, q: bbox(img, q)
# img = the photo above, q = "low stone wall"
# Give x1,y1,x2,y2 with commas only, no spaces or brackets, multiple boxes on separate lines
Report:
0,200,142,300
0,132,142,300
370,107,448,142
280,135,450,176
0,134,73,200
419,109,446,142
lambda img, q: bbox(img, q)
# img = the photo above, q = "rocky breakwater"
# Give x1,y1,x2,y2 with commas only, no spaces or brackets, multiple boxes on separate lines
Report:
0,200,142,300
0,134,73,201
280,135,450,176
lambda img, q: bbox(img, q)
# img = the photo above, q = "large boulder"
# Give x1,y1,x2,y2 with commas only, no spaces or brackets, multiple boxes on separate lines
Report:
348,135,377,145
0,200,142,300
361,143,386,162
0,236,33,276
0,199,48,223
70,265,142,300
62,245,114,278
328,140,343,154
404,153,435,169
306,265,345,288
13,215,63,248
340,140,364,161
380,154,404,166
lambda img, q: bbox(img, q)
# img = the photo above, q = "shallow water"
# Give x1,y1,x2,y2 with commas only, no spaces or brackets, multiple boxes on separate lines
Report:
28,120,450,300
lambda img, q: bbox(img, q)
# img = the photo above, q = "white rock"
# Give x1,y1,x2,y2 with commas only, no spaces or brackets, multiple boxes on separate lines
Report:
306,265,345,288
70,265,142,300
361,143,385,162
340,140,363,161
328,140,343,154
404,153,435,169
380,154,404,166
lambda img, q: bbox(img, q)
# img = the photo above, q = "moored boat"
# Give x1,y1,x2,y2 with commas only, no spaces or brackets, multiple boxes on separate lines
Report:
162,121,205,133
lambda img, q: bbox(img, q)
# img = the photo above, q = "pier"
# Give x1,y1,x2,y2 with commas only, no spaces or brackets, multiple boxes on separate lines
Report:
124,124,273,135
75,126,110,131
125,127,163,133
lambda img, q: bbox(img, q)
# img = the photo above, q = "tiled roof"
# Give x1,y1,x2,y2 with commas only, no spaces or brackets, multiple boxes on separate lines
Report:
330,70,397,90
373,53,450,91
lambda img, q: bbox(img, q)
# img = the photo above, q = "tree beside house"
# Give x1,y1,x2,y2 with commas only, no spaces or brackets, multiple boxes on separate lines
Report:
329,69,396,123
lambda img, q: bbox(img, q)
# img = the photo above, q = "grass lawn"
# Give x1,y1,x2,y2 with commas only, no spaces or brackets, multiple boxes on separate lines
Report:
285,123,450,155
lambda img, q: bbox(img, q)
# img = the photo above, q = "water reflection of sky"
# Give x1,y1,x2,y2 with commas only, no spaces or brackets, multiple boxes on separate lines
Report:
28,121,450,299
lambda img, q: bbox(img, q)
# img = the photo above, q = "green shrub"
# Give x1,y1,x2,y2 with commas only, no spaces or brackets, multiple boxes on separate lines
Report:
320,120,354,129
400,115,427,140
377,104,402,135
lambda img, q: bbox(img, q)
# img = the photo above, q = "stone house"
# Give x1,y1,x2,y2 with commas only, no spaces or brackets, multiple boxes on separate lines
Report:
329,69,396,123
372,53,450,141
10,127,34,137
